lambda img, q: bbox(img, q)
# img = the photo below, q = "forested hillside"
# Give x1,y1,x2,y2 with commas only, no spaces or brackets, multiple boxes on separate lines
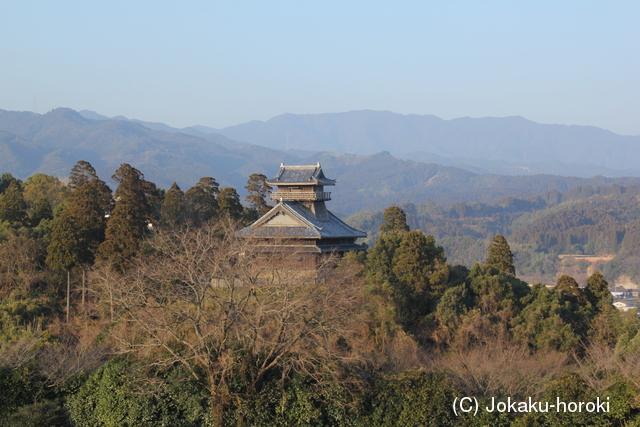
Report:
3,108,640,216
345,183,640,287
1,164,639,425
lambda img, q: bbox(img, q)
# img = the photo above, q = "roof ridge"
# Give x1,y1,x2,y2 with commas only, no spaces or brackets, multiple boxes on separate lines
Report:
280,165,319,169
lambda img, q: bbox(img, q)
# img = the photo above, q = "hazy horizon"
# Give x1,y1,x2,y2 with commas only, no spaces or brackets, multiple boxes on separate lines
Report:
2,2,639,135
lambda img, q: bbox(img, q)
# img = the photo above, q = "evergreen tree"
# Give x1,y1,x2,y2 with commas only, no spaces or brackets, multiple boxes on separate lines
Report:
439,263,530,347
30,197,53,227
145,184,164,225
380,206,410,234
0,172,17,194
555,275,582,299
217,187,244,220
511,284,579,351
160,182,186,227
469,263,530,312
585,271,613,311
554,274,591,338
47,182,108,270
392,230,449,325
46,161,112,276
366,229,405,287
485,235,516,276
245,173,272,216
69,160,99,190
185,177,219,225
0,180,28,226
367,228,450,334
98,164,154,268
68,160,113,214
47,179,110,319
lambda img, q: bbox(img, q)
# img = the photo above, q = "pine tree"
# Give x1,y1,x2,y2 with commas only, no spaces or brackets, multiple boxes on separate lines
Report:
217,187,244,220
0,180,28,226
160,182,186,227
98,164,154,268
185,177,219,226
245,173,272,216
485,235,516,276
380,206,410,234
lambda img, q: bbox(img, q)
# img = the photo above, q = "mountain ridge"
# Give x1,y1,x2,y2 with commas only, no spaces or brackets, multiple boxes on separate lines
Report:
211,110,640,176
2,108,640,215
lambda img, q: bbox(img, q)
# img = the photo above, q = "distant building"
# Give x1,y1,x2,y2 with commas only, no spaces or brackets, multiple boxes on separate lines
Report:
237,163,366,270
613,301,637,312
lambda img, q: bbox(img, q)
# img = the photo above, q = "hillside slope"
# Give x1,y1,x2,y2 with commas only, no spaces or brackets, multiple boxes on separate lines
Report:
2,108,640,216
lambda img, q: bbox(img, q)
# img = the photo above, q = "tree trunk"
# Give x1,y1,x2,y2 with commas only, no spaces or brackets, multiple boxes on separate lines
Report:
82,268,86,309
66,269,70,322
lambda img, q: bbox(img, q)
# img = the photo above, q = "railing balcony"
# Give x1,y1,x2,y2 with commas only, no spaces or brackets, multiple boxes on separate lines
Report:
270,191,331,201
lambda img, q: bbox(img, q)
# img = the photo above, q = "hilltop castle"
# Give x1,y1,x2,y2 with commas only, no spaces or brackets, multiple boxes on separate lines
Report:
237,163,366,269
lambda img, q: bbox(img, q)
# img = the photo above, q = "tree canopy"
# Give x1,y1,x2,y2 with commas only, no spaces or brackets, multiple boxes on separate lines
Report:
217,187,244,220
184,177,219,225
160,182,186,227
485,235,516,276
0,180,28,226
380,206,410,234
46,169,110,271
245,173,272,217
98,164,154,268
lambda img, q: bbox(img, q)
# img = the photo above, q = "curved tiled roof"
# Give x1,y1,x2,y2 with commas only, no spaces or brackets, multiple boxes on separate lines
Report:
266,163,335,186
237,201,366,239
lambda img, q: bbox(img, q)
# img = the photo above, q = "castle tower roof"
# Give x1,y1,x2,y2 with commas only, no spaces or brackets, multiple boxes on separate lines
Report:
266,162,335,186
238,163,366,256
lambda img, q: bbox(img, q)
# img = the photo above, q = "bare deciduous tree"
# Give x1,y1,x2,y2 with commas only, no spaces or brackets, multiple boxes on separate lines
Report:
37,317,111,387
0,231,48,295
574,339,640,392
90,220,366,419
435,338,569,399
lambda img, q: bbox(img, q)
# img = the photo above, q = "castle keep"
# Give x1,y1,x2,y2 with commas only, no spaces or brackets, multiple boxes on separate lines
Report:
237,163,366,269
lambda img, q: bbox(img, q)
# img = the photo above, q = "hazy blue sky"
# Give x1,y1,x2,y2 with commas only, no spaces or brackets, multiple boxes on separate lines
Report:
2,1,639,134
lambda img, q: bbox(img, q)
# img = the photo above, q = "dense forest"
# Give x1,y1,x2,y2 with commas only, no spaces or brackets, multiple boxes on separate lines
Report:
0,162,639,426
345,183,640,287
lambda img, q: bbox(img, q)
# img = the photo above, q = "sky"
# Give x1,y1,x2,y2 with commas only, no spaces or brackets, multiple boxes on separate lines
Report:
2,1,639,135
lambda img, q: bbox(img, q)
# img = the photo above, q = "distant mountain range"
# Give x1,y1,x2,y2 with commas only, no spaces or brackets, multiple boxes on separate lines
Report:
0,108,288,191
2,107,640,215
211,110,640,177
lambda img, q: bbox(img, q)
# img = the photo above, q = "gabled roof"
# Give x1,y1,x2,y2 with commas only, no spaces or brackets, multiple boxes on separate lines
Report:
237,201,366,240
266,163,335,186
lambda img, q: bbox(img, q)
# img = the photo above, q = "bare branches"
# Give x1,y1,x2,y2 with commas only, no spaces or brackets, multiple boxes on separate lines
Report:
435,339,569,400
90,221,365,401
573,340,640,392
37,318,111,387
